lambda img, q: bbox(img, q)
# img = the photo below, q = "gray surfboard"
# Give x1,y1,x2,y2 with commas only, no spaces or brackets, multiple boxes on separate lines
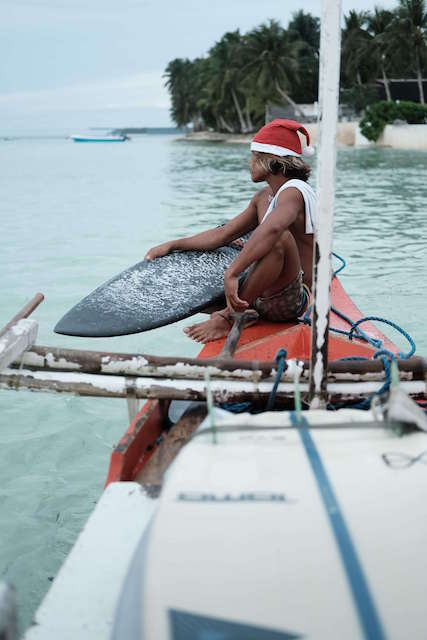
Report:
54,246,242,337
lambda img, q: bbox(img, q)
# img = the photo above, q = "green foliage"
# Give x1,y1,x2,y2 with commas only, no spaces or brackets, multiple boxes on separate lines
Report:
398,100,427,121
340,85,380,113
163,16,319,131
288,11,320,103
164,58,202,128
341,10,374,87
360,100,427,140
164,3,427,132
243,20,301,106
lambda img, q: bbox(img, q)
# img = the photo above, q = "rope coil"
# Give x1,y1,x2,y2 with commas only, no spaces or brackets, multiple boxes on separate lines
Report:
298,252,416,410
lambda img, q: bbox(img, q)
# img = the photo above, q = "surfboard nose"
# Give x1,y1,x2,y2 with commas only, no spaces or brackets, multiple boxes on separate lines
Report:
54,293,138,337
54,306,118,337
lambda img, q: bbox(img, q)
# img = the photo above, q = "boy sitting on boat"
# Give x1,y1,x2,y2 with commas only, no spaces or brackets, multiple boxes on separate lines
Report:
145,119,316,343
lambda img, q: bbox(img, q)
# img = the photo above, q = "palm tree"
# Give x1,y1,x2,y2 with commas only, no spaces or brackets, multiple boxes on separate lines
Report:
366,8,396,101
288,10,320,52
288,10,320,103
202,31,252,133
341,11,372,87
164,58,208,130
244,20,304,117
394,0,427,103
164,58,195,127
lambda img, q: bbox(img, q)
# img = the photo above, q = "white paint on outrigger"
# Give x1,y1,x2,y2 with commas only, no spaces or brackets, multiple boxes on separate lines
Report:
0,319,38,371
1,367,424,399
100,355,149,373
19,352,270,382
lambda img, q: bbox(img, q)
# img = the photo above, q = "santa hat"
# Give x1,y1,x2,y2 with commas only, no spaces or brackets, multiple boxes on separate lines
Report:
251,119,315,157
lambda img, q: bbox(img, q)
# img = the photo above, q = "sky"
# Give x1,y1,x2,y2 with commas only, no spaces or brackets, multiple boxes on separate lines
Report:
0,0,400,132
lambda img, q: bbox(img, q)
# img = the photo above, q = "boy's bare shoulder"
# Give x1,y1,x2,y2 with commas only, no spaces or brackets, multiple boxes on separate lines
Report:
251,186,272,206
253,186,271,199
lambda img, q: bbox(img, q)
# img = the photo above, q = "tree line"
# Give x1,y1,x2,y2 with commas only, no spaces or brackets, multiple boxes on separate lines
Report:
164,1,427,132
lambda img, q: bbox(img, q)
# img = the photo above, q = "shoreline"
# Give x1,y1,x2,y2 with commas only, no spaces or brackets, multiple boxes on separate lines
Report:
180,122,427,150
179,123,358,147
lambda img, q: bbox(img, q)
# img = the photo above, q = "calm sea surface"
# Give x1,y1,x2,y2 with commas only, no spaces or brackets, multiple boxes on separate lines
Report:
1,133,426,634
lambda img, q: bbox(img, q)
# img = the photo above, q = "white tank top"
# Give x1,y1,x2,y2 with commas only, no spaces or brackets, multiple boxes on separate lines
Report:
261,179,316,234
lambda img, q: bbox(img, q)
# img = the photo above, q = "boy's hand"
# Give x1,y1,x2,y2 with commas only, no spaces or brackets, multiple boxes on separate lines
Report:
224,271,249,313
145,242,173,261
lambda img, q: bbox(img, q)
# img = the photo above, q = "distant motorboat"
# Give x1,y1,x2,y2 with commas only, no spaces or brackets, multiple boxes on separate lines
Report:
70,134,129,143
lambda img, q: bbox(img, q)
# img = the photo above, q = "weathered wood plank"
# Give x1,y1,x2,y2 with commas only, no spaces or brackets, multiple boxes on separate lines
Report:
137,407,206,487
20,345,276,379
0,368,298,402
0,368,424,402
15,346,427,381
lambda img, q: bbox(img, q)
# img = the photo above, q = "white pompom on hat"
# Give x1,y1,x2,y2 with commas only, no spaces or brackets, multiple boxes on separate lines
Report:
251,119,315,158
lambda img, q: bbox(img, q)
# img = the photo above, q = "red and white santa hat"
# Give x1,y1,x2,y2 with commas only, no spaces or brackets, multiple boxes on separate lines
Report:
251,119,315,157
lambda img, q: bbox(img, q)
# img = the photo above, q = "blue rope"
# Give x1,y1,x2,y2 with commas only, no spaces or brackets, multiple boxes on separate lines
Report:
345,317,415,408
330,305,382,348
302,252,417,409
332,251,346,276
267,349,287,411
348,317,416,359
292,412,387,640
302,253,383,349
221,402,252,413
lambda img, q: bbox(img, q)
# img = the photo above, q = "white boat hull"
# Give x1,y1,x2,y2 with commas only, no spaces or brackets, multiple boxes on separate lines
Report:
25,409,427,639
70,134,128,142
115,409,427,639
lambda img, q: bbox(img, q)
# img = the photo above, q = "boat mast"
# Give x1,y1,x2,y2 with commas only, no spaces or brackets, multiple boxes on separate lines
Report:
308,0,343,408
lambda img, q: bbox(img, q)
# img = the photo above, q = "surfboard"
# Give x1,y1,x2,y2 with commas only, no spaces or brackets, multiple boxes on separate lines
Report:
54,246,242,337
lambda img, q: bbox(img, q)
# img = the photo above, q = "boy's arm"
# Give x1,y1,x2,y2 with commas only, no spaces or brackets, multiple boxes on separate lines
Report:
145,194,259,260
224,189,301,311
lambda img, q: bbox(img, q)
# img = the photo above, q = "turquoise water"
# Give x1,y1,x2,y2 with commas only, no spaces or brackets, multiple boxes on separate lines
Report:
1,134,426,634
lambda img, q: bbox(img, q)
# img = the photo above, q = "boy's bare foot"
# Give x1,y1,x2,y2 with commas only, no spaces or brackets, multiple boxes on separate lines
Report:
184,312,231,343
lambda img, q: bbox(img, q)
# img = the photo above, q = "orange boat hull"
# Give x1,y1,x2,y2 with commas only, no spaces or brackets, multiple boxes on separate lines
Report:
105,278,398,486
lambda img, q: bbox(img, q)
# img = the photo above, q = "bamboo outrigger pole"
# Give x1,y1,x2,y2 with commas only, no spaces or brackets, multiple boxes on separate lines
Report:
309,0,343,408
0,293,44,339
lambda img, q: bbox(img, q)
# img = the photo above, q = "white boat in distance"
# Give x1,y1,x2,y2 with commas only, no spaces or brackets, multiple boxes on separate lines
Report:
70,134,129,142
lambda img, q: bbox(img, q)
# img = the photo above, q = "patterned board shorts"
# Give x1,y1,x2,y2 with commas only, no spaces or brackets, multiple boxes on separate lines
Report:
254,271,310,322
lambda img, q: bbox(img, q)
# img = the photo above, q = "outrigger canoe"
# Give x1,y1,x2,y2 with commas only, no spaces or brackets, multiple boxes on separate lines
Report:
3,277,425,640
9,0,425,632
12,276,425,640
